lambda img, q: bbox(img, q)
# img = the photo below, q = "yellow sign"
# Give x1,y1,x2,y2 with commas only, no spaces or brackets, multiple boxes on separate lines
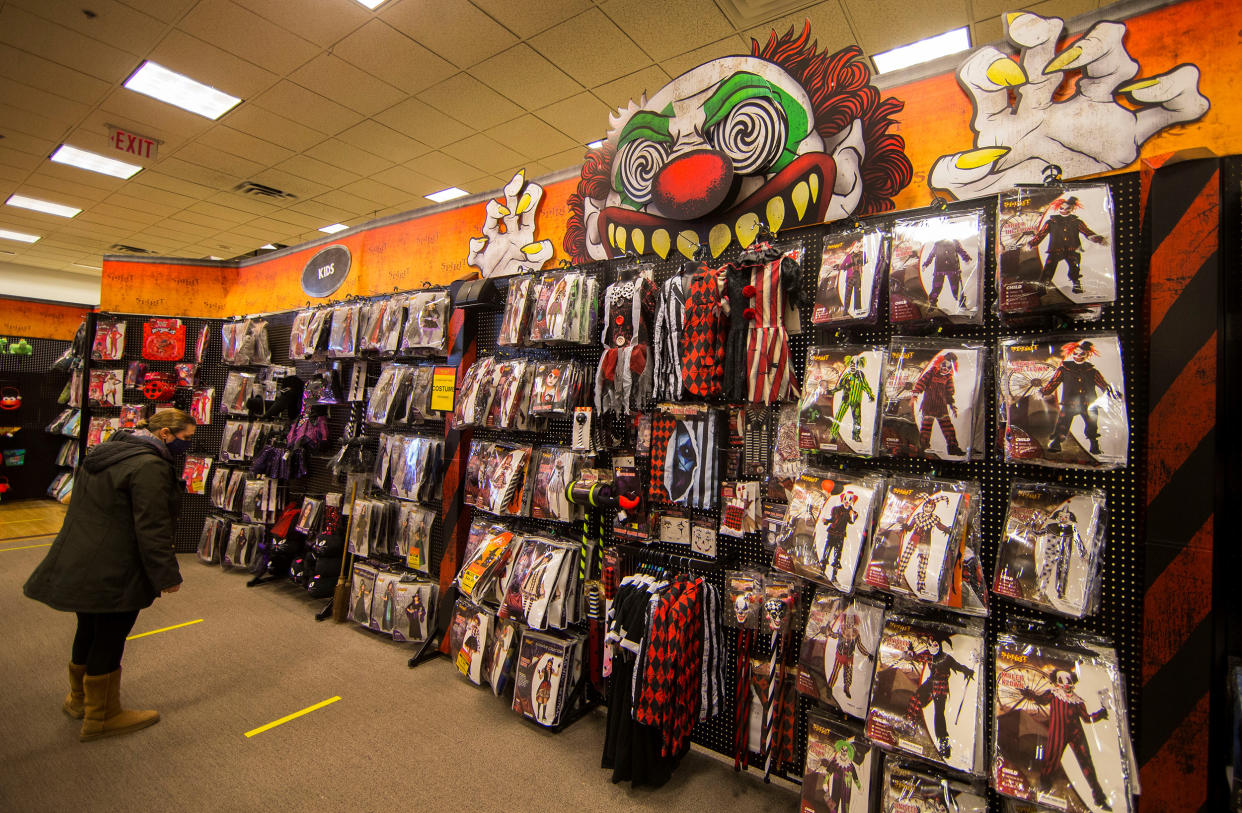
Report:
431,366,456,413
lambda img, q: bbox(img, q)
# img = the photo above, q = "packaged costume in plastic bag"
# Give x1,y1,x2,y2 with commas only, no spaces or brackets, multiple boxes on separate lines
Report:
88,369,123,407
773,469,883,592
863,476,968,603
866,615,985,774
141,318,185,361
92,318,126,361
994,633,1135,812
498,275,535,347
359,295,406,354
348,562,379,626
221,371,255,415
799,345,885,456
529,448,583,522
880,760,986,813
801,712,878,813
392,578,436,643
401,290,450,354
994,481,1108,618
812,225,887,325
999,334,1128,469
529,360,584,417
455,521,516,602
890,209,985,324
394,503,435,572
997,184,1115,315
289,310,313,360
880,338,985,461
327,303,361,358
798,590,884,718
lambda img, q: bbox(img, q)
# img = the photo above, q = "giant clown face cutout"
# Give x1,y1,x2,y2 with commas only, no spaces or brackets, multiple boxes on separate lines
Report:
565,25,912,263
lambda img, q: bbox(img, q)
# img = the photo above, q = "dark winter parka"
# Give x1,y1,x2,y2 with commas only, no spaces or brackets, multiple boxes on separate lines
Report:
24,432,183,613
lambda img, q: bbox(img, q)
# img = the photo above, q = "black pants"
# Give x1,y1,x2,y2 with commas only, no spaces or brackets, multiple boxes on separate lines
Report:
72,611,140,676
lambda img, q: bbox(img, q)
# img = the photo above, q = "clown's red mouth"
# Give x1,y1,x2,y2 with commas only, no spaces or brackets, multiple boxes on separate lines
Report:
597,153,835,260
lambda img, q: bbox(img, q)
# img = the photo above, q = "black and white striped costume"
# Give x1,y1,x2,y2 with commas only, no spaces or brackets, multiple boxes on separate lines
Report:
651,274,686,402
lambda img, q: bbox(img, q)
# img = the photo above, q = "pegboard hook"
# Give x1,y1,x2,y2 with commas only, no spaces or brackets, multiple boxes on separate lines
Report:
1042,164,1064,185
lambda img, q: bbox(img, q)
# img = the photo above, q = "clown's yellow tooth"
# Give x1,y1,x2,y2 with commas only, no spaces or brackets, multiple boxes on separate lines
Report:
735,213,761,248
676,230,698,259
515,192,533,215
708,223,731,258
616,226,627,252
954,146,1010,170
608,222,616,246
632,229,645,256
792,181,810,221
496,205,511,216
985,58,1026,87
1118,78,1159,93
766,196,785,233
1044,46,1083,74
652,229,671,259
808,173,819,203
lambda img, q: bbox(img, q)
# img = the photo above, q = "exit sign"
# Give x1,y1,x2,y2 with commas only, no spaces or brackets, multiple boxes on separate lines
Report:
107,126,159,161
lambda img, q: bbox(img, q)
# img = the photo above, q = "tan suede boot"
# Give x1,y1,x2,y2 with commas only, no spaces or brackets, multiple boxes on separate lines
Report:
79,668,160,742
63,663,86,719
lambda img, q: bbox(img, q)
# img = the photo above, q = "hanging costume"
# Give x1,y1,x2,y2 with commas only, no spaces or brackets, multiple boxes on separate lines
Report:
596,272,657,415
652,274,687,401
731,242,800,404
680,262,726,398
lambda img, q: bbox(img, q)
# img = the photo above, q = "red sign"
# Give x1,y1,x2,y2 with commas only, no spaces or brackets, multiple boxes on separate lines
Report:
107,126,159,161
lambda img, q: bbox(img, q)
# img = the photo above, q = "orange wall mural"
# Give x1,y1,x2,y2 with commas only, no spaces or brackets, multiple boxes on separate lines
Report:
1,298,91,341
100,0,1239,317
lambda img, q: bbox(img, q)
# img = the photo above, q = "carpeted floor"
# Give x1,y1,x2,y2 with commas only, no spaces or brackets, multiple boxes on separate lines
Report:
1,519,798,812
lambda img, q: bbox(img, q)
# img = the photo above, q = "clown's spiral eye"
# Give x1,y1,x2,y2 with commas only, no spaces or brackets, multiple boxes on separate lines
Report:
706,97,787,175
614,138,669,205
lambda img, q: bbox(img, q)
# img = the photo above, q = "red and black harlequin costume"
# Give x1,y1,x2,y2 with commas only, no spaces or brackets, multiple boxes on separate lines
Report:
896,496,951,594
732,242,801,404
913,352,964,456
825,612,871,699
904,640,974,758
680,261,727,397
1027,679,1112,808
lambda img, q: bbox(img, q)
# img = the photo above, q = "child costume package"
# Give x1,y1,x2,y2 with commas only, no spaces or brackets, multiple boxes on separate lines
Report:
880,759,987,813
890,209,985,325
800,712,878,813
812,226,887,325
880,339,985,461
774,469,883,592
798,590,884,719
999,334,1128,469
863,476,968,603
799,346,885,457
997,184,1115,315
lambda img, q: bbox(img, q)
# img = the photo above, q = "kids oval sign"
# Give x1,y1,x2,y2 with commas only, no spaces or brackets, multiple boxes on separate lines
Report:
301,245,352,297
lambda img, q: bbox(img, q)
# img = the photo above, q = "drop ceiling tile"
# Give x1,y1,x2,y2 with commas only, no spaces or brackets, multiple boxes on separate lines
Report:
231,0,372,48
660,35,751,80
441,134,524,175
457,175,502,195
225,105,326,153
743,2,855,57
177,0,321,76
374,99,473,149
0,44,112,107
469,0,592,39
381,0,518,69
195,125,296,167
333,20,457,96
286,198,348,222
535,91,613,144
337,121,430,164
484,115,577,161
254,81,364,136
245,167,329,199
168,208,243,231
289,54,406,117
529,8,650,87
591,64,671,113
470,44,584,109
544,146,591,173
185,200,253,223
144,160,234,195
276,154,362,189
303,139,393,177
120,180,200,210
0,165,28,184
490,162,555,187
262,208,327,230
413,151,484,188
842,0,969,54
10,0,167,58
972,16,1005,46
0,130,56,160
341,177,416,209
0,88,88,140
117,0,197,24
175,142,267,180
1028,0,1099,24
147,30,277,99
0,5,136,84
600,0,732,62
202,190,281,215
28,162,130,195
312,189,381,218
416,74,525,132
371,164,442,198
15,180,112,206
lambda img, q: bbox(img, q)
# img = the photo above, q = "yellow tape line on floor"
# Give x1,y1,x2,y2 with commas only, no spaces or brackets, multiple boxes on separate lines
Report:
0,542,52,551
244,696,341,738
126,619,204,640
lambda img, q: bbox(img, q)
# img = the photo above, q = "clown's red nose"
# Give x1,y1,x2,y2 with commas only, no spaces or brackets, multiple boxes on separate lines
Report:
652,150,733,220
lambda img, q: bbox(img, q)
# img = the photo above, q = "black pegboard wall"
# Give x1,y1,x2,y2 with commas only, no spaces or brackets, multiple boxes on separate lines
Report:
0,336,73,502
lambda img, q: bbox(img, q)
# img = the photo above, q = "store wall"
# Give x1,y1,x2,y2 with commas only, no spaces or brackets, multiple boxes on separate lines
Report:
99,0,1242,316
0,297,90,341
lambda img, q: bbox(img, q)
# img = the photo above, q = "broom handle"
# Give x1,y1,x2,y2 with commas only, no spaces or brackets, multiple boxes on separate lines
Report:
334,481,361,589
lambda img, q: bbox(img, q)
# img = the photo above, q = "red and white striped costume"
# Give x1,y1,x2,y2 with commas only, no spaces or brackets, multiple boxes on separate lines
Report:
741,249,800,404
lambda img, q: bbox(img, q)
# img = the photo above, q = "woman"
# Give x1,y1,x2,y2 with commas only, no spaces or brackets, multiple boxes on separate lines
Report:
24,409,194,742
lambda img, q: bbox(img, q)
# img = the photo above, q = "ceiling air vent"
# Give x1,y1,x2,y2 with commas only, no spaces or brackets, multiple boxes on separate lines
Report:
110,243,155,254
234,181,296,200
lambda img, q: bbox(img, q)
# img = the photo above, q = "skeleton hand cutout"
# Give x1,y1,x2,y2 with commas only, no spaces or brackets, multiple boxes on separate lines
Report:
467,171,555,278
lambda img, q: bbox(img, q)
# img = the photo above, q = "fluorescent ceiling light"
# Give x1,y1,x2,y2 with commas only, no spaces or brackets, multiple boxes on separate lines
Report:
319,223,348,234
260,244,278,250
6,194,81,218
0,228,41,243
352,0,389,8
872,27,971,74
124,61,241,120
73,263,101,270
425,187,468,204
50,144,142,179
587,139,605,149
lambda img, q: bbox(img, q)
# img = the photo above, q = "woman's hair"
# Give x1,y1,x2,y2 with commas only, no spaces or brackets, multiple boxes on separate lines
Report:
136,409,196,434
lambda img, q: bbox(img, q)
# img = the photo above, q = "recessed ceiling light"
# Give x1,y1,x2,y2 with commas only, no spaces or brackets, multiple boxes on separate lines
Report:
50,144,142,179
352,0,390,8
208,255,222,260
0,228,41,243
123,60,242,120
6,194,81,218
260,244,278,250
872,27,971,74
319,223,348,234
587,140,605,149
425,187,468,204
